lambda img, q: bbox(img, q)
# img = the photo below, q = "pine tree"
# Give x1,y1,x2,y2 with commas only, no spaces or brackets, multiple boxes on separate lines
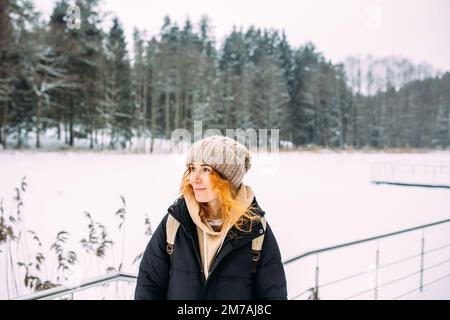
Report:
219,28,247,129
3,0,42,148
0,0,14,147
132,28,148,151
145,36,162,152
291,42,321,146
105,17,132,149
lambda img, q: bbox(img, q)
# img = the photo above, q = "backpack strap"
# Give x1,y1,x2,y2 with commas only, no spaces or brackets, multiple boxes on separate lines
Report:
166,214,180,257
251,217,267,273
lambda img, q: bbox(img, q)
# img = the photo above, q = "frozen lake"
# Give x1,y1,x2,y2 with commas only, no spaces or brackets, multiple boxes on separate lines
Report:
1,150,449,299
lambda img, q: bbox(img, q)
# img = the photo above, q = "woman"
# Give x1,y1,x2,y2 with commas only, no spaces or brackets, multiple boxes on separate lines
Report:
135,135,287,300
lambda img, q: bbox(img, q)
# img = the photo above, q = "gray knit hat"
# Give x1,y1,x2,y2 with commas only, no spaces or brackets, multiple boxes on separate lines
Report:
185,135,252,189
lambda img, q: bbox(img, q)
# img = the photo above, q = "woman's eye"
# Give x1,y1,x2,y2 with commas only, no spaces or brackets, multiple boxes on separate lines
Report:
190,167,210,173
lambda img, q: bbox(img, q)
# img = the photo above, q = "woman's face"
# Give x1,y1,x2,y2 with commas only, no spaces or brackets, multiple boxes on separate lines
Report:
188,163,218,203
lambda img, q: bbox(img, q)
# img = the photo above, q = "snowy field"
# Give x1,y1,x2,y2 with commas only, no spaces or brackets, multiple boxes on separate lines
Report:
1,150,450,300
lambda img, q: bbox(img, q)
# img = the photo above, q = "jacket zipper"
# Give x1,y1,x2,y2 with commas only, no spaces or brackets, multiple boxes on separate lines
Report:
200,236,235,298
178,223,206,285
177,219,262,298
206,227,263,281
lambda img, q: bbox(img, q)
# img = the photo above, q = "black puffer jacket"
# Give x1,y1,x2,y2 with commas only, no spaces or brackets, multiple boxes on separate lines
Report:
134,196,287,300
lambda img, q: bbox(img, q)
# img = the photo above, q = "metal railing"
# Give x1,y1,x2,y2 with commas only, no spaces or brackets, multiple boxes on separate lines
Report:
14,218,450,300
13,272,137,300
371,162,450,188
285,217,450,300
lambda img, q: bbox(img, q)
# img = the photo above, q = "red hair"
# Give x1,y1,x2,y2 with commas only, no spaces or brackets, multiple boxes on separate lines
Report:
180,167,260,233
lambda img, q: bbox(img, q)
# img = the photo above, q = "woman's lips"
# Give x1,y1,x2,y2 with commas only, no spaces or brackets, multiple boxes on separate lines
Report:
194,188,206,192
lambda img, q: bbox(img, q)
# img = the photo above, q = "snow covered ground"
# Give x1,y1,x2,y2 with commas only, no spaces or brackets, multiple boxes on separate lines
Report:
1,150,449,299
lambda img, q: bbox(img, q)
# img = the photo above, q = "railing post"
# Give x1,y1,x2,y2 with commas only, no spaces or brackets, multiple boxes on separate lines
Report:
374,240,380,300
313,253,320,300
420,228,425,292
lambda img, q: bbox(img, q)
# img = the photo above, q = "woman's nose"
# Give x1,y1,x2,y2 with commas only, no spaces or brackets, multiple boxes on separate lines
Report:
192,171,202,182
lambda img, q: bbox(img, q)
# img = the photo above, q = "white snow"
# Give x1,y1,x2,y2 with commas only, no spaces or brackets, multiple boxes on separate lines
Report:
0,150,449,299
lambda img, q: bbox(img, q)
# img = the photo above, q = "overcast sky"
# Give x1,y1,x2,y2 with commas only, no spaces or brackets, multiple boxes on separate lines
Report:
34,0,450,72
